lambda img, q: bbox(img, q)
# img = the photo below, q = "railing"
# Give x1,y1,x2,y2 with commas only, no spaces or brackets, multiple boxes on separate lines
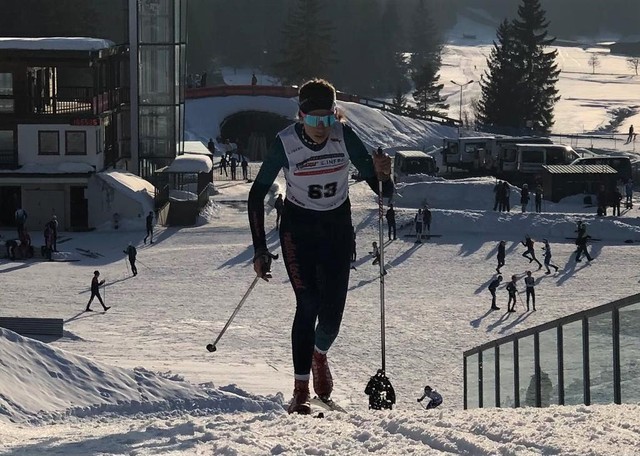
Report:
463,292,640,409
29,86,93,115
93,87,130,115
186,85,461,127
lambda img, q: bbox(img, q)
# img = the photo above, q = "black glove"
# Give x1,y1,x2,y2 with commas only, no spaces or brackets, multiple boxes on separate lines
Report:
417,398,422,402
253,247,279,281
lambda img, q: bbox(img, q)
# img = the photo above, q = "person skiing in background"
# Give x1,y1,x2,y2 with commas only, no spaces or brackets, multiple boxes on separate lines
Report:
423,205,432,235
251,73,258,86
541,239,559,274
365,369,396,410
496,240,506,273
417,385,443,409
520,183,530,212
414,208,423,243
506,275,519,312
627,124,635,144
488,275,502,310
385,204,396,240
612,187,622,216
123,242,138,276
524,270,536,311
230,155,238,180
220,154,228,177
534,184,543,213
625,178,633,209
247,78,393,415
86,270,109,312
371,241,387,275
521,234,542,269
144,211,154,244
241,156,249,180
274,194,284,231
43,221,53,261
50,215,59,252
576,233,593,263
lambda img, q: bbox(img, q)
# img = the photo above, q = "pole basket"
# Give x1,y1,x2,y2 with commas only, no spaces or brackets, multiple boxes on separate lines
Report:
364,369,396,410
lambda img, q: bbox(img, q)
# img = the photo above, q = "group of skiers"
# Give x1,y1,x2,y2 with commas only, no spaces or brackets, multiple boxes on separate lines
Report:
209,138,249,181
489,221,593,311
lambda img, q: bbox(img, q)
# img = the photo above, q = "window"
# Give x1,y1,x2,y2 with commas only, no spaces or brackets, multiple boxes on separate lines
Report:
466,353,479,408
38,131,60,155
0,99,13,113
0,130,15,165
65,131,87,155
0,73,12,96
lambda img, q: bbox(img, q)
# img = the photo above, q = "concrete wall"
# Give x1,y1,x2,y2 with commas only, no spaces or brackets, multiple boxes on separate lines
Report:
18,124,102,168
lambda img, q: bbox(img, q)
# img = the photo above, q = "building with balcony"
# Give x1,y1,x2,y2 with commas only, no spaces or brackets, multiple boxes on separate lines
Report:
0,0,187,231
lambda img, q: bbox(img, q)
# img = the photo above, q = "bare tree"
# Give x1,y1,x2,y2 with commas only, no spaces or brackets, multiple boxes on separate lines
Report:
588,54,601,74
627,57,640,76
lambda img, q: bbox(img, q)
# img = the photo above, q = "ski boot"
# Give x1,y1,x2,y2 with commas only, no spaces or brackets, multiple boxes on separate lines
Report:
288,379,311,415
312,350,333,400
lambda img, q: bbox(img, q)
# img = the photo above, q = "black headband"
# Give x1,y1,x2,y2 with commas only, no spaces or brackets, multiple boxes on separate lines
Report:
299,96,335,114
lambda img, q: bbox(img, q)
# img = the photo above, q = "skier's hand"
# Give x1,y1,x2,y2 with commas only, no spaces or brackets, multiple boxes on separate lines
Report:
373,149,392,181
253,248,278,282
417,398,422,402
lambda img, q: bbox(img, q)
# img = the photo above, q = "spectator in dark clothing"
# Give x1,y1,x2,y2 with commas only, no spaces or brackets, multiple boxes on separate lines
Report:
230,156,238,180
220,155,228,176
524,270,536,311
241,157,249,180
43,222,53,261
365,369,395,410
625,179,633,208
274,194,284,230
86,270,109,312
124,242,138,276
496,183,506,211
144,211,154,244
417,385,442,409
534,184,543,213
207,138,215,154
493,181,502,211
15,208,27,237
50,215,58,252
522,235,542,269
496,240,506,273
520,184,530,212
488,275,503,310
612,187,622,216
506,275,518,312
542,239,559,274
200,71,207,87
596,184,607,216
351,227,357,263
385,204,397,240
627,124,635,144
251,73,258,86
414,209,423,243
423,206,432,234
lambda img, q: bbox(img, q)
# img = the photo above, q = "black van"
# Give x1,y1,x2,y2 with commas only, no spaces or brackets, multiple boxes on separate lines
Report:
570,156,632,181
393,150,438,181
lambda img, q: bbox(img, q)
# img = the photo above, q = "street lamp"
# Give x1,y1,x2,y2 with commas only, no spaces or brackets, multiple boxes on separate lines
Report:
450,79,474,125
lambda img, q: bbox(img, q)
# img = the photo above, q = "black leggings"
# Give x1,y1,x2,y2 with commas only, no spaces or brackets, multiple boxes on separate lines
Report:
280,215,352,376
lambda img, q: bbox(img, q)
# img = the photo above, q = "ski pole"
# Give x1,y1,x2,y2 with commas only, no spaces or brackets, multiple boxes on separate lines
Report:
378,178,387,372
137,259,154,271
206,276,260,352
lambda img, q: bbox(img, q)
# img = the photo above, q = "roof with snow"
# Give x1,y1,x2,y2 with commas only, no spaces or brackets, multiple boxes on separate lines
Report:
0,162,95,174
0,37,114,51
97,170,155,214
163,154,212,174
542,164,618,174
182,140,212,156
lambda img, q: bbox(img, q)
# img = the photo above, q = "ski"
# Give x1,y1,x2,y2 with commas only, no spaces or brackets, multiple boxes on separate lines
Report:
76,248,104,257
310,396,346,413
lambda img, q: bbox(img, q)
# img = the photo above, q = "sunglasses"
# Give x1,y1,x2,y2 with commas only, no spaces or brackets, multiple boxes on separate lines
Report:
301,112,337,128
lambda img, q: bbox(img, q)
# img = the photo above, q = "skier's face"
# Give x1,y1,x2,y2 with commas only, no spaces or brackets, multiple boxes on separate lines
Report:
301,109,335,144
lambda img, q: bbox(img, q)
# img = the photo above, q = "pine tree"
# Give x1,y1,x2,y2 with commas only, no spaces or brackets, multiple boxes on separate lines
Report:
477,0,559,133
272,0,335,85
409,0,448,115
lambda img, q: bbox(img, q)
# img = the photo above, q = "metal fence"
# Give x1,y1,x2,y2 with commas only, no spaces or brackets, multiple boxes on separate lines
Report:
464,292,640,409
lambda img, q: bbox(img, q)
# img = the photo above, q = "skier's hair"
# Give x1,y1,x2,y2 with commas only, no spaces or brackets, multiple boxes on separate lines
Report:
94,270,99,275
497,275,503,280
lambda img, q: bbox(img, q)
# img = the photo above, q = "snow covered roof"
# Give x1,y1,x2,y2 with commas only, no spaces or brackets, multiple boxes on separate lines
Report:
0,37,114,51
97,170,155,214
163,154,212,174
182,141,211,156
0,162,95,174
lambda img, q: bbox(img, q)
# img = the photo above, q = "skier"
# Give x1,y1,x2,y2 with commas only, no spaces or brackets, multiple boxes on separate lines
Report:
422,206,432,234
371,241,387,275
488,275,502,310
521,235,542,269
43,222,54,261
220,154,228,177
524,270,536,311
520,184,530,212
612,187,622,216
506,275,518,312
502,181,511,212
230,155,238,180
247,78,393,415
241,156,249,180
274,194,284,230
414,209,423,243
144,211,154,244
496,240,506,273
123,242,138,276
534,184,543,213
86,270,109,312
350,226,357,264
50,215,58,252
385,204,396,240
576,234,593,263
14,207,27,237
541,239,559,274
417,385,443,409
365,369,396,410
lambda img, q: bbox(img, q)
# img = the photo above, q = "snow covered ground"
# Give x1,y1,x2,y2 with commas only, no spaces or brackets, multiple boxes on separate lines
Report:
4,36,640,456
